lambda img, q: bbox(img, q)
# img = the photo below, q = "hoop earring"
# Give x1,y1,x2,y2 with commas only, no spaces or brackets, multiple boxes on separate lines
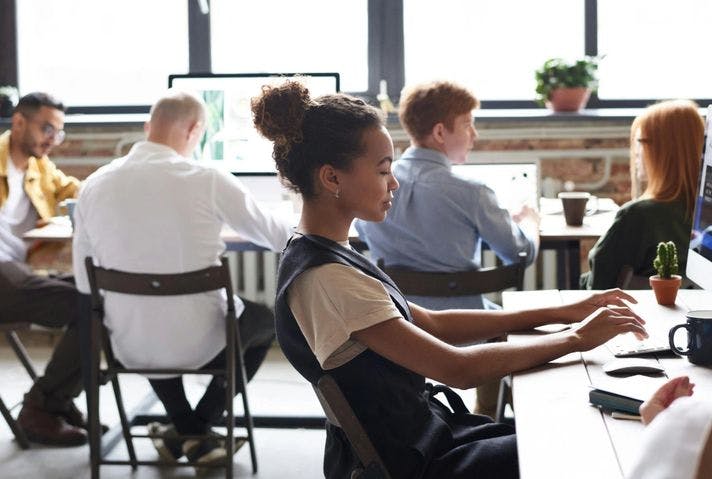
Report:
334,188,340,200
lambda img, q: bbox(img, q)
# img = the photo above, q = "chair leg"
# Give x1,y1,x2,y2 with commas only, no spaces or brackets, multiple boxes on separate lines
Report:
110,376,138,470
0,395,29,449
495,376,513,424
5,331,38,381
236,351,257,473
225,323,235,479
88,325,101,479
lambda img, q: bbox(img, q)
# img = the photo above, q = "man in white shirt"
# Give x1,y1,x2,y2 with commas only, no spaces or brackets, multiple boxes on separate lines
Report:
72,90,293,466
0,92,90,447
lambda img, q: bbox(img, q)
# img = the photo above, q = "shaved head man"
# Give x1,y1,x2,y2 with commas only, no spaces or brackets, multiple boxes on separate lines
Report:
73,89,293,470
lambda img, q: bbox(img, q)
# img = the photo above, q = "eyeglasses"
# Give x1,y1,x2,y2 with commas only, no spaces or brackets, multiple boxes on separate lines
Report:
37,122,65,145
22,114,65,145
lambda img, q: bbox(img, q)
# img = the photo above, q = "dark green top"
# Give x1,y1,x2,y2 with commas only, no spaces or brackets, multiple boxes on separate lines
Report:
580,198,690,290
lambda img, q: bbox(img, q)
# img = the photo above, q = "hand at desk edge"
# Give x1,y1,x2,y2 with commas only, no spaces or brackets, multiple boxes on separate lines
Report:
639,376,695,425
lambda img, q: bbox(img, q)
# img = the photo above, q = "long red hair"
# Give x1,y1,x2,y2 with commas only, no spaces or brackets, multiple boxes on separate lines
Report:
630,99,704,218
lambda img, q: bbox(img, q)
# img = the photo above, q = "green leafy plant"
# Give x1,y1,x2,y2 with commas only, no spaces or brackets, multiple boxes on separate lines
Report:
653,241,679,279
535,57,599,106
0,86,18,100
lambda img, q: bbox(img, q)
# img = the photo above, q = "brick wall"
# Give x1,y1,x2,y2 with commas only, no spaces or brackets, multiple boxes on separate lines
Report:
40,116,636,274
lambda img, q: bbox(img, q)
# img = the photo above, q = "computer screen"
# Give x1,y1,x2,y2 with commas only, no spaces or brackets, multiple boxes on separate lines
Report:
168,72,340,174
687,106,712,289
451,162,539,211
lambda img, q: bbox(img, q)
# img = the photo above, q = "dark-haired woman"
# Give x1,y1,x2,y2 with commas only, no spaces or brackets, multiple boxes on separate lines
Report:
252,81,646,479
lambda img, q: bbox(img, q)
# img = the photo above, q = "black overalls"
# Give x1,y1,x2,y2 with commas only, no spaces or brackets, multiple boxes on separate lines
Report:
275,234,519,479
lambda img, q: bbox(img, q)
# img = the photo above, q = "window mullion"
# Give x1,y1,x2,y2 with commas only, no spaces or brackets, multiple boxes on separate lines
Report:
189,0,211,73
368,0,404,102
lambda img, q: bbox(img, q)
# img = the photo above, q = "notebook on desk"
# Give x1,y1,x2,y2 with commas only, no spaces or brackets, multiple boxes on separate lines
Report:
589,375,666,415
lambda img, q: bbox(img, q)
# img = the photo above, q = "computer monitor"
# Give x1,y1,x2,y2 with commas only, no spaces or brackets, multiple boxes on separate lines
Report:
168,72,340,174
451,162,539,211
687,106,712,289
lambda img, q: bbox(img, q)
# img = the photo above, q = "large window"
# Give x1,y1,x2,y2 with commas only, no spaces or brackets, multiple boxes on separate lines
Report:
210,0,368,93
404,0,584,101
16,0,188,108
5,0,712,111
597,0,712,100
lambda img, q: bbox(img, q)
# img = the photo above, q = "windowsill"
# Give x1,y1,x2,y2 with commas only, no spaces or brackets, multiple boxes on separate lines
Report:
0,108,647,128
0,113,150,127
472,108,643,121
384,108,643,125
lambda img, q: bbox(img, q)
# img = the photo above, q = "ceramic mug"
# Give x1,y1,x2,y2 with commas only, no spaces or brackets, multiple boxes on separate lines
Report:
669,310,712,365
59,199,77,228
558,192,598,226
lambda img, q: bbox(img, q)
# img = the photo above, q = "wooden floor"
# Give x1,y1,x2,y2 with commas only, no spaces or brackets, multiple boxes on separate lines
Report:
0,346,326,479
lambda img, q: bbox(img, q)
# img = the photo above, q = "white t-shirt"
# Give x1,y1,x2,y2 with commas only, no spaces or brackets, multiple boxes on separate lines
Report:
0,158,38,262
626,396,712,479
287,244,403,369
72,141,294,372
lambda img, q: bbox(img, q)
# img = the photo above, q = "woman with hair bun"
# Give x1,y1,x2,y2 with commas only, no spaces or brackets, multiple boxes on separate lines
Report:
253,80,646,479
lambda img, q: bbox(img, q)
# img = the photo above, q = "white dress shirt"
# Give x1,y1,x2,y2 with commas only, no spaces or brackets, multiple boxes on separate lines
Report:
73,141,293,372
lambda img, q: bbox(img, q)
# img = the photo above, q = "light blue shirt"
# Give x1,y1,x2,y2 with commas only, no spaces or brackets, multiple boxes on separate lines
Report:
356,146,537,310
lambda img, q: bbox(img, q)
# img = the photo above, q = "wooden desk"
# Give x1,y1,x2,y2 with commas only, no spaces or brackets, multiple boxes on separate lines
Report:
503,289,712,479
538,197,618,290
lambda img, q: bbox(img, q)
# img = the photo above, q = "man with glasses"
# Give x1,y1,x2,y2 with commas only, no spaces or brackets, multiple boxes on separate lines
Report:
0,92,88,446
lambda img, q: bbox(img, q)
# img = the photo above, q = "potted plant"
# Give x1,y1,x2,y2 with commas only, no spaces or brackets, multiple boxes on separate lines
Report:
649,241,682,305
0,86,18,118
535,57,599,112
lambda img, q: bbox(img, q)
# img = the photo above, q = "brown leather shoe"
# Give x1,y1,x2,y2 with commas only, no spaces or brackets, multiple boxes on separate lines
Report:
17,402,88,447
61,402,109,434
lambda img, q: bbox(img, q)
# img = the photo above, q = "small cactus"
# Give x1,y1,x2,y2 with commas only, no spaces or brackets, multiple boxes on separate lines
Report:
653,241,679,279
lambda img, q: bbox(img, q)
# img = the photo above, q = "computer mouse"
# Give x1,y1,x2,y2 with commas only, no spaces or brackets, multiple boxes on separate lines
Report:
602,358,665,376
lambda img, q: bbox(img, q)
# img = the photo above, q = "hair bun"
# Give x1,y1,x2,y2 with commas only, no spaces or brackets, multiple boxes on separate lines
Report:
251,80,312,147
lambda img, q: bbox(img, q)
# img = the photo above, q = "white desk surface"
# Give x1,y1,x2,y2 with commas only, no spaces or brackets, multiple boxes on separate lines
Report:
503,289,712,479
23,198,618,244
538,197,618,241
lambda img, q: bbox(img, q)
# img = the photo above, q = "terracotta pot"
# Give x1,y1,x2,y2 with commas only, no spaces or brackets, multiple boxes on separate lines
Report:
649,275,682,306
546,87,591,112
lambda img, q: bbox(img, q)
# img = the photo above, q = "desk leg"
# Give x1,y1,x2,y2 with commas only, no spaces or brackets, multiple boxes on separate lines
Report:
554,240,582,290
556,246,566,291
567,240,581,290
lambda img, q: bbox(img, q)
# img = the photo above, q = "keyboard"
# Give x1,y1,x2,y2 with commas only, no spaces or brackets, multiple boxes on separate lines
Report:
606,334,671,357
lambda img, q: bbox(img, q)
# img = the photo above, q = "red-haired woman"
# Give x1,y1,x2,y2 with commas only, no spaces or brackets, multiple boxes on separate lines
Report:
581,100,704,289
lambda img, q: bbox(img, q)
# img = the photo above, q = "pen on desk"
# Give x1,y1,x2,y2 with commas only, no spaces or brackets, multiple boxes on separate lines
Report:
611,411,642,421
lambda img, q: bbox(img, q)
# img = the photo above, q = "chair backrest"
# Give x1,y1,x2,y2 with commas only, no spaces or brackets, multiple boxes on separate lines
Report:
313,375,392,479
615,264,696,290
615,265,651,290
84,256,238,377
378,251,527,297
84,256,235,311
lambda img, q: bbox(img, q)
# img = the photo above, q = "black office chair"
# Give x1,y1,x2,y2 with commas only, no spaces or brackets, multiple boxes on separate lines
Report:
0,322,38,449
378,252,527,423
615,265,652,289
84,257,257,478
615,264,695,290
313,375,391,479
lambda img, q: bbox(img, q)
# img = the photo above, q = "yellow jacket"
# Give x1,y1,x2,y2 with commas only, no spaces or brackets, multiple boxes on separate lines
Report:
0,130,80,220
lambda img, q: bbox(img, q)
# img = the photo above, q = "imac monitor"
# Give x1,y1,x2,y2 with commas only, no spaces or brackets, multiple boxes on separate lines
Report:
451,162,539,211
687,106,712,289
168,72,340,174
